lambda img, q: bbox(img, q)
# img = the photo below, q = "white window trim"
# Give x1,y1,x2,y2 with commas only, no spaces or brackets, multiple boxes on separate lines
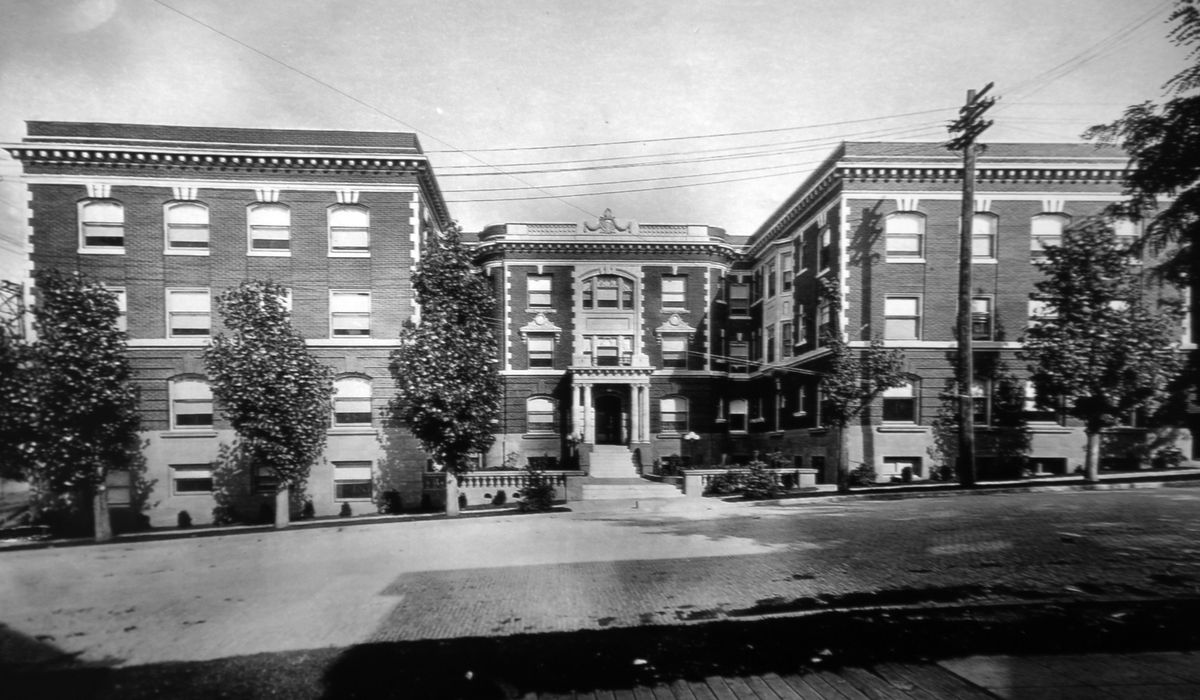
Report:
247,203,292,257
327,204,371,258
170,464,215,496
77,199,126,254
163,201,211,256
333,461,375,501
165,288,211,339
329,290,372,339
883,295,922,341
332,376,373,428
169,376,214,432
884,212,925,263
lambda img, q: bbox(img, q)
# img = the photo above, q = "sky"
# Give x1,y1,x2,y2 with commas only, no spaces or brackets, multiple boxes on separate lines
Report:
0,0,1190,278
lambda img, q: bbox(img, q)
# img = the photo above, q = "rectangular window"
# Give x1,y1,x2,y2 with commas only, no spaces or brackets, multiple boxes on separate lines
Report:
105,286,128,333
728,401,748,432
882,383,916,422
254,466,279,494
972,214,997,260
972,381,991,425
527,274,552,308
330,291,371,337
328,205,370,255
729,340,749,373
766,324,776,363
819,227,833,271
248,204,291,253
166,289,211,338
1031,214,1067,259
818,302,835,343
171,464,214,495
528,335,554,368
972,297,993,340
885,213,924,259
881,457,922,480
80,200,125,250
766,261,777,297
884,296,920,340
780,321,793,357
797,306,809,345
334,461,373,500
1024,383,1058,423
660,397,688,433
527,398,556,433
661,335,687,368
662,275,686,309
729,282,750,316
781,252,794,291
1028,298,1057,328
592,336,631,367
165,202,210,252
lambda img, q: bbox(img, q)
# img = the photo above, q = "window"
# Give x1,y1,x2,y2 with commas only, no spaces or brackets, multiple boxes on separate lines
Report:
882,382,916,422
166,289,211,338
729,340,749,373
582,275,633,310
79,199,125,250
885,212,924,259
164,202,210,252
170,377,213,430
1031,214,1069,259
662,275,686,309
884,297,920,340
328,205,370,255
819,227,833,270
254,465,279,493
817,302,836,343
728,282,750,315
171,465,214,495
591,335,631,366
528,334,555,368
526,396,556,433
105,286,127,333
661,335,688,368
972,213,997,260
333,376,372,426
766,261,778,297
728,399,748,432
1028,298,1057,328
334,461,373,500
527,274,552,308
765,324,776,363
660,396,689,433
781,252,794,291
972,297,993,340
882,457,922,480
330,291,370,337
795,386,807,416
1113,218,1140,250
972,380,991,425
780,321,793,357
248,203,291,253
1024,382,1058,423
797,306,809,345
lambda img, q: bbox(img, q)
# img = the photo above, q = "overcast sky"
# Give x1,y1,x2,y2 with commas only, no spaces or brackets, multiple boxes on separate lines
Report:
0,0,1188,276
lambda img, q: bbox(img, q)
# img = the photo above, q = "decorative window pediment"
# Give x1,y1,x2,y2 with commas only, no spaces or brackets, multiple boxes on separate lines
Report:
654,313,696,342
520,312,563,342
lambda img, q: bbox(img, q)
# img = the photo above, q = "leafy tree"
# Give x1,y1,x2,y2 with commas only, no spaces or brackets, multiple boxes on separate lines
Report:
1020,219,1183,481
204,280,333,527
388,223,500,514
21,270,143,541
817,281,908,492
0,316,34,483
1085,0,1200,291
929,366,1030,481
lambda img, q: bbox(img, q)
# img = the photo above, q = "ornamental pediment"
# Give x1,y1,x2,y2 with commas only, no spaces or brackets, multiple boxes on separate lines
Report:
655,313,696,340
519,313,562,340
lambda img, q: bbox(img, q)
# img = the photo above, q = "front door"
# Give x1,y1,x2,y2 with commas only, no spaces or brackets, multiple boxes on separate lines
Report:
595,393,624,444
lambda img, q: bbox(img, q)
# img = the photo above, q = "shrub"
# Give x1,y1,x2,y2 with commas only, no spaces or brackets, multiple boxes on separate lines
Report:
339,502,352,518
519,466,556,512
177,510,192,529
300,499,315,520
382,490,402,514
705,470,745,495
741,460,784,500
901,466,914,483
848,463,877,487
457,492,468,510
1153,446,1185,470
493,490,507,506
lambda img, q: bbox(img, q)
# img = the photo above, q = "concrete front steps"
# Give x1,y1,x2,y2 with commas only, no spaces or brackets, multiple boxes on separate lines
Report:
587,445,640,479
574,477,684,501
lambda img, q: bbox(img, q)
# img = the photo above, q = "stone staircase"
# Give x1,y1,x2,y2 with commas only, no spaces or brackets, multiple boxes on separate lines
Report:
577,445,684,501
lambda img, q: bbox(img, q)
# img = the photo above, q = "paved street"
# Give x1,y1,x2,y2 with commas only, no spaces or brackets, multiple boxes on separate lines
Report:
3,486,1200,673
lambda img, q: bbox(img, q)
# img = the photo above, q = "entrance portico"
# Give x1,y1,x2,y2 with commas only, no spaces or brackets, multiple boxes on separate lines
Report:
571,368,654,446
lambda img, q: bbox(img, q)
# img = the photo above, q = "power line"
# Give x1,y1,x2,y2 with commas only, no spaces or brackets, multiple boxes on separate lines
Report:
426,107,955,154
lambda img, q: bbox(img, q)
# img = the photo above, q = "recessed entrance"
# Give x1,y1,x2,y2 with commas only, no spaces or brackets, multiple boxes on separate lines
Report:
594,393,625,445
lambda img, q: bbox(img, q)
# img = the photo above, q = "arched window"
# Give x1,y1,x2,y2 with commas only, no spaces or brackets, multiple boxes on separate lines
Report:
328,204,370,255
885,212,925,259
972,213,998,260
248,203,291,253
582,275,633,310
79,199,125,250
660,396,689,433
170,376,213,430
526,396,557,434
165,202,210,252
1031,214,1069,258
333,376,372,426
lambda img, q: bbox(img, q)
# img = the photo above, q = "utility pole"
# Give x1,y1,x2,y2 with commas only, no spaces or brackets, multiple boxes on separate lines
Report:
947,83,996,488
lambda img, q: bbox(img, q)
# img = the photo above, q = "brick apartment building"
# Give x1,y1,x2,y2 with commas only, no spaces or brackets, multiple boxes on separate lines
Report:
4,125,1195,525
4,121,450,526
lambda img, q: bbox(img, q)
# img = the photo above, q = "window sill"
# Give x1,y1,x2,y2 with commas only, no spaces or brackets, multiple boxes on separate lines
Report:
792,412,807,418
171,492,214,497
658,432,684,438
661,308,690,313
885,258,926,264
816,268,831,278
1028,424,1071,434
328,427,377,436
329,251,371,258
247,250,291,257
972,258,998,264
78,247,125,255
334,497,374,503
165,249,210,256
525,308,556,313
523,432,559,439
162,430,218,439
877,424,925,433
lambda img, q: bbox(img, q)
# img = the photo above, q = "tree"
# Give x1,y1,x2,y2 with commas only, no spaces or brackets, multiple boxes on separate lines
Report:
1020,219,1183,482
388,223,500,515
817,281,908,492
1085,0,1198,357
204,280,333,528
19,270,143,541
0,315,35,484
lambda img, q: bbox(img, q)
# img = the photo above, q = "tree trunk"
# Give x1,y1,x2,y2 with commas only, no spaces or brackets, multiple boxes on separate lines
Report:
1084,429,1101,483
274,485,290,528
835,424,850,493
445,472,460,517
92,486,113,542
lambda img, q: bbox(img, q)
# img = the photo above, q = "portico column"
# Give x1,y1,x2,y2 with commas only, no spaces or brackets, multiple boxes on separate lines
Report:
629,385,639,446
583,384,595,444
572,385,584,438
641,384,651,443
